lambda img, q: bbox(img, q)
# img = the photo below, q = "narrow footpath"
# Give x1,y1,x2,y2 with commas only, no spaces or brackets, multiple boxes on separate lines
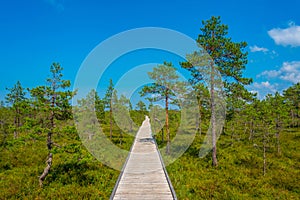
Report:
111,116,176,200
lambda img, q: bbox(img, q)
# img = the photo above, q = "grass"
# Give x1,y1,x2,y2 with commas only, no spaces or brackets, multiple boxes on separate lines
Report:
0,110,299,199
165,116,300,199
0,112,140,199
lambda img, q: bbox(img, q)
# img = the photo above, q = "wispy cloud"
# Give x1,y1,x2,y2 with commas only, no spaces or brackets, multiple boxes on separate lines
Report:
250,81,279,98
258,61,300,84
44,0,65,12
250,45,269,53
253,81,278,93
279,61,300,83
249,45,278,58
258,70,281,78
268,22,300,47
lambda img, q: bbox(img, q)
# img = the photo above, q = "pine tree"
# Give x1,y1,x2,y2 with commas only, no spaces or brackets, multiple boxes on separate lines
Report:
95,91,105,124
266,92,289,155
182,16,252,166
0,102,10,146
5,81,27,138
104,79,114,140
140,61,181,154
37,63,74,187
136,100,147,112
283,83,300,127
76,89,99,140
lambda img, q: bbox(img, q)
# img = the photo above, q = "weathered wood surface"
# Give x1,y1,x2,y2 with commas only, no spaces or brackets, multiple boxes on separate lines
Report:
111,116,176,200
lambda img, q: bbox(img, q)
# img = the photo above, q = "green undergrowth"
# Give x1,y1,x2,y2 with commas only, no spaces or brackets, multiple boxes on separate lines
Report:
152,111,300,199
1,110,299,199
166,126,300,199
0,116,139,199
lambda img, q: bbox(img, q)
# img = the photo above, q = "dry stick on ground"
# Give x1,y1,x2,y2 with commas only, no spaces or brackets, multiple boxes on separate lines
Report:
39,153,53,187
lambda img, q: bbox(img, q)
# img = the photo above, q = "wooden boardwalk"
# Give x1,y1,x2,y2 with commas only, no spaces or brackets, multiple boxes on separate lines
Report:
110,116,177,200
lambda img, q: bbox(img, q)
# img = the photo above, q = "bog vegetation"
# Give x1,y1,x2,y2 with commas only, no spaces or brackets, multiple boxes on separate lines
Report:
0,16,299,199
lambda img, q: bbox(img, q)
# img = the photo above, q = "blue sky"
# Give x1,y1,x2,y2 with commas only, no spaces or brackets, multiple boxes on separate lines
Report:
1,0,300,102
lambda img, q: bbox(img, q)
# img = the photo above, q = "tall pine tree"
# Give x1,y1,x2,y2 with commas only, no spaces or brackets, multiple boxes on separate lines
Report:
140,61,181,154
38,63,74,187
182,16,252,166
104,79,114,140
5,81,27,138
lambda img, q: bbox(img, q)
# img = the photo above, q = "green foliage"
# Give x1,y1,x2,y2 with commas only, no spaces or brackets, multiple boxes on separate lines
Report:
130,110,146,128
5,81,27,106
135,100,147,112
283,83,300,127
182,16,254,167
149,105,165,141
46,62,74,121
197,16,252,86
1,16,300,199
140,61,180,102
95,92,106,124
5,81,29,138
29,63,74,128
0,123,119,199
104,79,114,109
140,61,184,154
1,80,300,199
166,111,300,199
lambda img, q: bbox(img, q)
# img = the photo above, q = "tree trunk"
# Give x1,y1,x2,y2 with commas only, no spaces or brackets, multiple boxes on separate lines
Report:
110,98,113,140
195,113,199,134
47,131,52,150
17,108,20,129
296,102,300,127
166,94,170,155
39,153,53,187
14,115,17,139
276,119,281,155
291,110,295,127
40,86,55,186
276,131,281,155
197,97,202,136
50,94,55,130
262,124,269,176
14,107,20,139
249,119,254,141
263,133,266,176
211,64,217,167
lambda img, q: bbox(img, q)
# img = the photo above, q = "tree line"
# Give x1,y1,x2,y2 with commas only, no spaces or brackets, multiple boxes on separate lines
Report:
0,62,148,186
1,16,300,187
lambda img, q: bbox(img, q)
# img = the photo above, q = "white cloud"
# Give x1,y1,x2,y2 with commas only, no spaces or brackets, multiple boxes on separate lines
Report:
253,81,277,93
258,70,280,78
268,22,300,47
258,61,300,84
249,45,278,58
250,45,269,53
250,81,279,98
279,61,300,83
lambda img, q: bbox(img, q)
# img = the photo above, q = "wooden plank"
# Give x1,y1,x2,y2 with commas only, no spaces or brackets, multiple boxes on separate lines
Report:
111,116,176,200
